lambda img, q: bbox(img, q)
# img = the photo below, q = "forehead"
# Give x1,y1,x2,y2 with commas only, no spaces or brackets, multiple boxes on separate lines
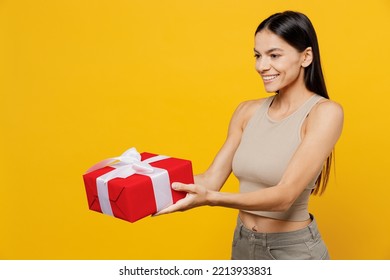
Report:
254,29,295,52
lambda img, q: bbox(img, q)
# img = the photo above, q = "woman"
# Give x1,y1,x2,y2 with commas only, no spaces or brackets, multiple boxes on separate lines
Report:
157,11,343,260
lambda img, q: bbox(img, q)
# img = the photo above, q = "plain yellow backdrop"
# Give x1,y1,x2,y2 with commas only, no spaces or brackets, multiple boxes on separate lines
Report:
1,0,389,259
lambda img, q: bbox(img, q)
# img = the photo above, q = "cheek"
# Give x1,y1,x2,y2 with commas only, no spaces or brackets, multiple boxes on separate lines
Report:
279,59,302,76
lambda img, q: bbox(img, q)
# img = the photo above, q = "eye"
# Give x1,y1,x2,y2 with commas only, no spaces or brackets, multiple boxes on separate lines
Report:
270,54,280,59
254,53,260,59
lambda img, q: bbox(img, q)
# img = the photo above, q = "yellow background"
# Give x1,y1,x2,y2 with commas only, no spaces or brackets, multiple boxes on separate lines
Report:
1,0,389,260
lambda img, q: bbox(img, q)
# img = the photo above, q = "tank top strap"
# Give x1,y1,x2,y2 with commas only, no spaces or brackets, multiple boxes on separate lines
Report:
295,94,324,120
255,96,275,117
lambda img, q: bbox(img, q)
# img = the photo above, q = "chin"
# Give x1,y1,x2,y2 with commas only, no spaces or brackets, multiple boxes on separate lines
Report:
264,85,280,93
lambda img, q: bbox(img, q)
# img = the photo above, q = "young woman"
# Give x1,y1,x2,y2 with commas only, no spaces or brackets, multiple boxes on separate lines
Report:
157,11,344,260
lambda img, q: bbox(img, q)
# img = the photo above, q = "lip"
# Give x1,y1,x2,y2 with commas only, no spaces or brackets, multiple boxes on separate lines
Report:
261,74,279,83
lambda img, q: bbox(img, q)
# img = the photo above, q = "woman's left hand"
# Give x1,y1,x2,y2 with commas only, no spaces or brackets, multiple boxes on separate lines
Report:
154,182,209,216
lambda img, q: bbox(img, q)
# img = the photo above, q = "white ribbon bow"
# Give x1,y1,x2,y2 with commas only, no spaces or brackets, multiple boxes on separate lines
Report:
86,147,172,216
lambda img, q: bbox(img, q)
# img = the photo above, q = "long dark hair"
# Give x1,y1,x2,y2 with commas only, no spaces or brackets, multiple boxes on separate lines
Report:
256,11,332,195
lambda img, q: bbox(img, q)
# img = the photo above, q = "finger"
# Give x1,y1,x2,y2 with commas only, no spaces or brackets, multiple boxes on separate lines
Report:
153,196,189,216
154,204,181,216
172,182,195,192
153,205,175,216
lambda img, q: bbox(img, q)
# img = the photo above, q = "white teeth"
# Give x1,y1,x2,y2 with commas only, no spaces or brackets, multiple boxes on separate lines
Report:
262,75,278,81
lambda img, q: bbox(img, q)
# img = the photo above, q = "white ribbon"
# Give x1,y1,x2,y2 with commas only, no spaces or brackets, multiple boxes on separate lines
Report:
86,148,172,216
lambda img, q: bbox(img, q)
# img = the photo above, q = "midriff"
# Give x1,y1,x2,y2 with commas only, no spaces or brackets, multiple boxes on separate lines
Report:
239,210,311,233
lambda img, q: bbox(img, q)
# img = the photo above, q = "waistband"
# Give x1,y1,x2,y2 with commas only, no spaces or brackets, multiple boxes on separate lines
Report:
236,214,320,246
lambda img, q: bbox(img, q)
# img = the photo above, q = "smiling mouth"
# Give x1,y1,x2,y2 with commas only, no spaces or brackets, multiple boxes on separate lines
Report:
262,74,279,82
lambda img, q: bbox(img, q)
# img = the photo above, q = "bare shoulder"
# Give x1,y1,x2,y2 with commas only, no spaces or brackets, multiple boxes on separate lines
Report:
312,98,344,121
232,98,268,130
234,97,269,119
306,98,344,137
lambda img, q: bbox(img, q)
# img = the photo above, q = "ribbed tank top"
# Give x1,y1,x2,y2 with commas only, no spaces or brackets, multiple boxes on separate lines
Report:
232,94,324,221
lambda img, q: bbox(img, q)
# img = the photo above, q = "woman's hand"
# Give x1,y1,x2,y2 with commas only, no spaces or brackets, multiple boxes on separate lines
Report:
154,182,210,216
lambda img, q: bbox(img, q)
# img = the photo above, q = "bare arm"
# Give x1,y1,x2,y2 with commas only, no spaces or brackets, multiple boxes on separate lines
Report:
194,100,260,191
156,100,343,215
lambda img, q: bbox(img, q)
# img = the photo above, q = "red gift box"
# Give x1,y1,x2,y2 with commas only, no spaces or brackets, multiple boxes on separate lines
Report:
83,148,193,223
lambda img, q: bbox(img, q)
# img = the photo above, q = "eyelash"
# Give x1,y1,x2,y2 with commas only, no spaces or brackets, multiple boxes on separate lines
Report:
254,54,281,59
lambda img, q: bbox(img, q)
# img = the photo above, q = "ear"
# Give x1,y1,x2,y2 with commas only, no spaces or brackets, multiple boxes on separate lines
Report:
301,47,313,68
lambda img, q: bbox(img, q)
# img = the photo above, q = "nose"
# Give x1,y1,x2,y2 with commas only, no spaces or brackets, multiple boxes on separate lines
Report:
255,57,271,73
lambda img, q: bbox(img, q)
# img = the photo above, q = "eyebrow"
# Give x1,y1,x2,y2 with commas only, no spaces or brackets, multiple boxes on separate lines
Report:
254,48,284,54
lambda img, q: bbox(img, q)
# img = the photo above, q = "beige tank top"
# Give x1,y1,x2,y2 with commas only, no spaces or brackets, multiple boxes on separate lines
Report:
232,94,324,221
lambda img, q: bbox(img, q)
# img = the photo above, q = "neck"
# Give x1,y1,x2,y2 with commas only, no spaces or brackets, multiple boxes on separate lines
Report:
274,88,313,107
269,89,315,120
272,71,313,109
